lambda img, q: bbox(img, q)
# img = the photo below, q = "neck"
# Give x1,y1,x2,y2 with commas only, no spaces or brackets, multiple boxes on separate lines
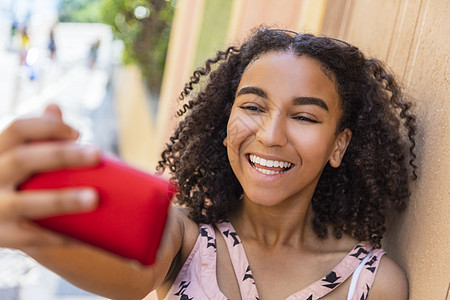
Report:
230,194,318,249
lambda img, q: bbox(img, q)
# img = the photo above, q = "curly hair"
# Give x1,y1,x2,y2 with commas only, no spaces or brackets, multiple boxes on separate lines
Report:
157,27,417,248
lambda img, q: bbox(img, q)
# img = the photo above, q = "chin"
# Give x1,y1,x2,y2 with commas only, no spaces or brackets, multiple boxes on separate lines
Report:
243,191,285,207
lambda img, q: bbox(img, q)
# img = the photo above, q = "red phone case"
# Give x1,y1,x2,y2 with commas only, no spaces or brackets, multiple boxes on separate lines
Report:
19,156,175,265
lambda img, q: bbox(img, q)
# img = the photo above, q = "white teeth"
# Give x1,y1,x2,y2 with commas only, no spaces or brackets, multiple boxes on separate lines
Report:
283,162,292,168
255,167,280,175
249,155,292,169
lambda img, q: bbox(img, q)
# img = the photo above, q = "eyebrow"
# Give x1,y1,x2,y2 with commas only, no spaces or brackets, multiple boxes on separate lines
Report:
293,96,328,111
236,86,329,111
236,86,267,98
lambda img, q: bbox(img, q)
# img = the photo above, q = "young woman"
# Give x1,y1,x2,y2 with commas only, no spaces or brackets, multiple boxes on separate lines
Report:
0,28,416,299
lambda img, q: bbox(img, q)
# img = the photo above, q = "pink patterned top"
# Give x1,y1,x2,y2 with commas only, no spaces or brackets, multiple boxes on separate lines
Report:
164,221,385,300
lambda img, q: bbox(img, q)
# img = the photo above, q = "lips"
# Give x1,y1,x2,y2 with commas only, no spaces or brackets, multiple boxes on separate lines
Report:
248,154,293,175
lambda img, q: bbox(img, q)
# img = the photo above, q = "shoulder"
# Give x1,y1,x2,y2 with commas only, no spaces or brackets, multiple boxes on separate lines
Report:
162,205,200,271
368,254,408,300
170,205,200,237
155,206,200,289
164,205,200,259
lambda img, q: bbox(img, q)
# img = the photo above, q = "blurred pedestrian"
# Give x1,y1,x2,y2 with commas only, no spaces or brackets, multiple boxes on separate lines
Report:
88,39,101,68
48,28,56,60
9,19,18,51
19,25,30,65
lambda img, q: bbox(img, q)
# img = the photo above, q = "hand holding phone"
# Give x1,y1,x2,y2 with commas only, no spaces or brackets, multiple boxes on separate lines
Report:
19,156,175,265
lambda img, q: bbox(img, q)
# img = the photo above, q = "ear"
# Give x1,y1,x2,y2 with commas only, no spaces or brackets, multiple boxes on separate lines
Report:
223,136,228,147
329,128,352,168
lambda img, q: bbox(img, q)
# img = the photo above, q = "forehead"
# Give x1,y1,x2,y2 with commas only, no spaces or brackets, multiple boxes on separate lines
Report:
238,51,340,106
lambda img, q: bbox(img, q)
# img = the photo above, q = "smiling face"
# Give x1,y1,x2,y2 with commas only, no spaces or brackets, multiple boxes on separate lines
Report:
226,51,351,207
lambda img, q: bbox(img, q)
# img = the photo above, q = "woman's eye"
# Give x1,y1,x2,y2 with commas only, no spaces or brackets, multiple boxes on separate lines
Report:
240,105,262,112
295,116,319,123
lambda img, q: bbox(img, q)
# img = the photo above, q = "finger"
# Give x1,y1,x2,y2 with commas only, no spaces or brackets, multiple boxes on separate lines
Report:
0,220,70,249
4,188,98,219
0,223,63,249
0,142,100,186
0,117,79,152
42,104,63,122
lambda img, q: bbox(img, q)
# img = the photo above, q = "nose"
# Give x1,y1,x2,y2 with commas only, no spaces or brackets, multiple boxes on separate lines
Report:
255,114,288,147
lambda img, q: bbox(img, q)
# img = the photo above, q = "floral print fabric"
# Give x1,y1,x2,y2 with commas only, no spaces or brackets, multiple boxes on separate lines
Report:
164,221,385,300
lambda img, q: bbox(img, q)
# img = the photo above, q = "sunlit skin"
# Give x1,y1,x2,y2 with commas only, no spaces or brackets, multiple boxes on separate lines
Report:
226,51,351,214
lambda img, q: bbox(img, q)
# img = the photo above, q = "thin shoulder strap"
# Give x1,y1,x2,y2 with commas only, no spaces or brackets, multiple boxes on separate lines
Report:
347,248,386,300
286,243,374,300
347,250,373,300
216,221,260,300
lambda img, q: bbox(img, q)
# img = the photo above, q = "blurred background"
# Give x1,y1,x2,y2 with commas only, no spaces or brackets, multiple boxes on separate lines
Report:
0,1,175,299
0,0,448,299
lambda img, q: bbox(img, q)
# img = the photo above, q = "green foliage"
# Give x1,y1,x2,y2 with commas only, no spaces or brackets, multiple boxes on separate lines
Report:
193,0,233,70
100,0,175,93
59,0,103,23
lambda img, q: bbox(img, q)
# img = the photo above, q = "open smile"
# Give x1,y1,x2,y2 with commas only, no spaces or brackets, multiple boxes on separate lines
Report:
248,154,294,175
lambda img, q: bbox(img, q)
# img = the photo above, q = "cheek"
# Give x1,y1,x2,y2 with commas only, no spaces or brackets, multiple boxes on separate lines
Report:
290,128,336,161
226,113,258,151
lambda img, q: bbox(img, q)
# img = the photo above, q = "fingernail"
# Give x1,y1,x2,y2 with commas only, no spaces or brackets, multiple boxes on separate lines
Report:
71,128,80,138
78,189,98,210
43,108,60,120
81,146,100,161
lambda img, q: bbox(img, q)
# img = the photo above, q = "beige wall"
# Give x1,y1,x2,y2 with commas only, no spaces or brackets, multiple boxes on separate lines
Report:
322,1,450,299
227,0,328,42
114,65,157,171
227,0,303,42
119,0,449,298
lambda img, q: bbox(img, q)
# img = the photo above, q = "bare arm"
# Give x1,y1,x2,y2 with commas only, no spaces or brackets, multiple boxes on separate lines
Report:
25,205,186,299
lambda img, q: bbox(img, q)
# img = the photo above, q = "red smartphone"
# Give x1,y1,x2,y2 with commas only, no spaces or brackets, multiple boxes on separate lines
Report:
19,155,175,266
